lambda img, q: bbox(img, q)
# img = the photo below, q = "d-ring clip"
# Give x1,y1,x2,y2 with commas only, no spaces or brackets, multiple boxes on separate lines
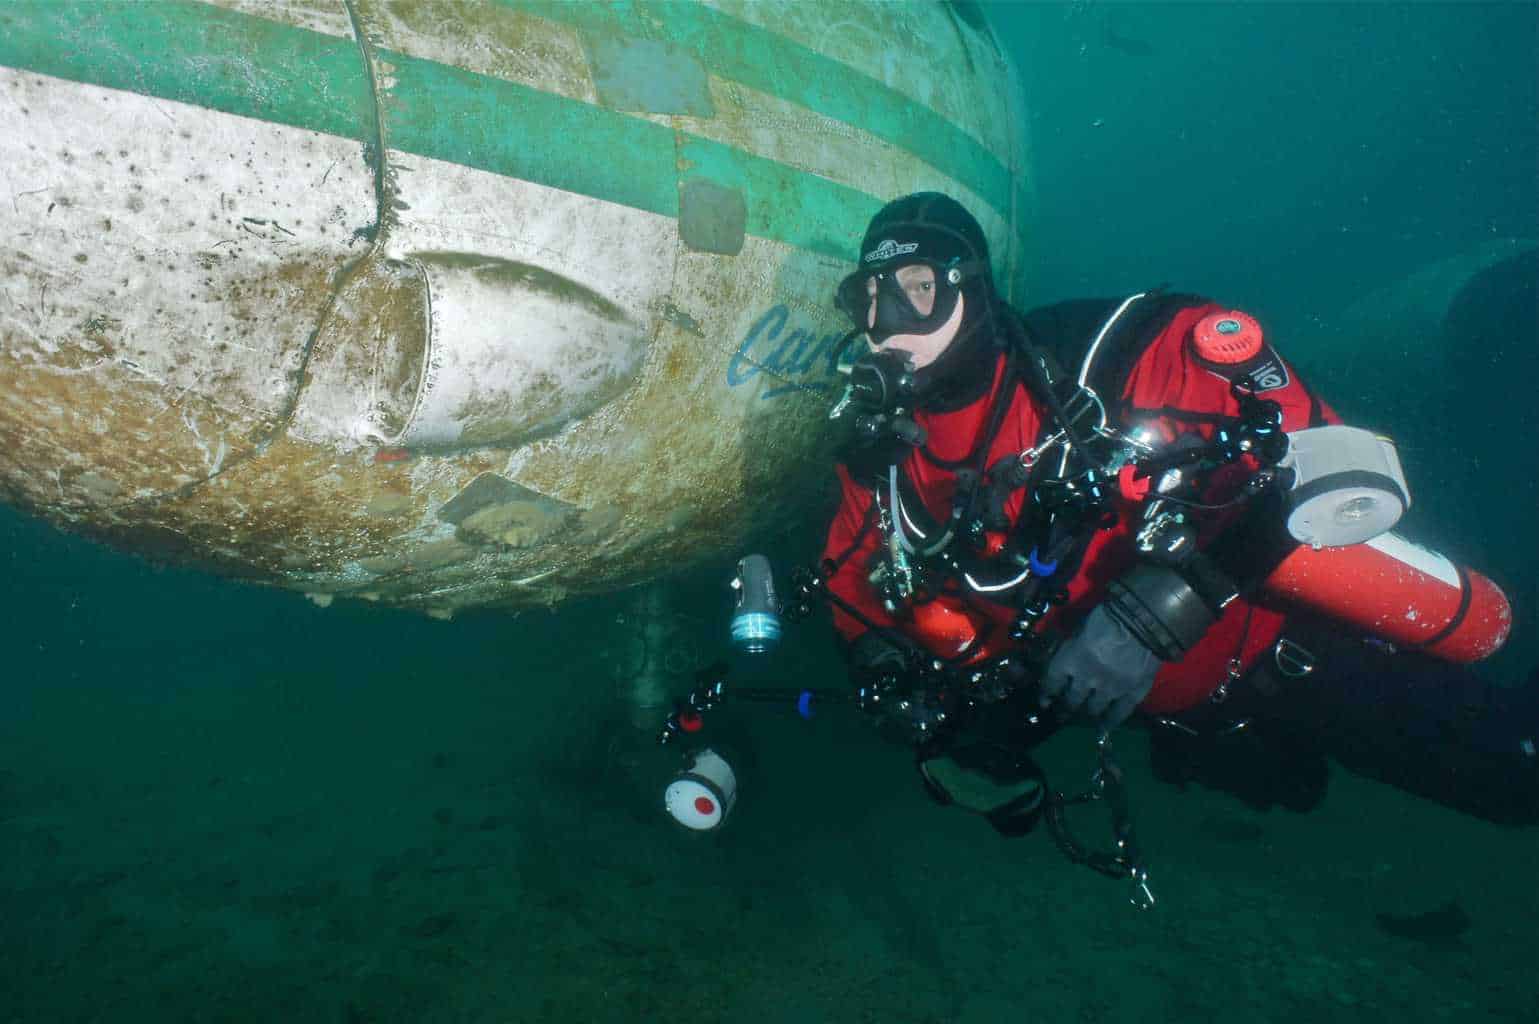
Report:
1274,637,1316,678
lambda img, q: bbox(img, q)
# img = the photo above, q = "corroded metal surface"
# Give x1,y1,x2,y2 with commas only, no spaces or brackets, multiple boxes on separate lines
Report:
0,0,1031,617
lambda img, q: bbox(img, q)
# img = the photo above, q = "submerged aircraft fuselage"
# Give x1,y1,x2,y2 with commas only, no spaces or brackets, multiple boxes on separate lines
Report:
0,0,1031,616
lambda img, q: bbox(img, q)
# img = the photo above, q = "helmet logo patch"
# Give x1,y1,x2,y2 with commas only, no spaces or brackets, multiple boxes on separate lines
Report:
863,238,920,264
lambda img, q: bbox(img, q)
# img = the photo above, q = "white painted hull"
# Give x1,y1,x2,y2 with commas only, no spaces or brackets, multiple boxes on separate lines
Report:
0,0,1031,616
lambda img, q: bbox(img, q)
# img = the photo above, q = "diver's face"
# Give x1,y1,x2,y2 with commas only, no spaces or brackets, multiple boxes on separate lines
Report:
866,263,963,369
868,263,938,322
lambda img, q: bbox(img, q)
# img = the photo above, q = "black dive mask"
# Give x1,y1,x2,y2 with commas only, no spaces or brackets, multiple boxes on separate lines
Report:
836,258,981,346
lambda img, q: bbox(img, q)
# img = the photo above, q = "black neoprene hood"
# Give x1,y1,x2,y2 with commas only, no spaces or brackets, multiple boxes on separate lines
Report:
850,192,1001,410
857,192,992,274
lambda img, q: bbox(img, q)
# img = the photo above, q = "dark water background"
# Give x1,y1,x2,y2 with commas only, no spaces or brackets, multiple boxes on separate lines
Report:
2,3,1535,1022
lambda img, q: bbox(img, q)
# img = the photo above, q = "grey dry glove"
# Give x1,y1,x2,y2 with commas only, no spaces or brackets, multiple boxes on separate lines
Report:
1040,603,1162,729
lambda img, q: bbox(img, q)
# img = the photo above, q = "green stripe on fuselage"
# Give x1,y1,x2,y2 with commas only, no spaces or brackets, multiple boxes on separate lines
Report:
0,0,373,139
0,1,900,257
381,51,879,258
506,0,1015,220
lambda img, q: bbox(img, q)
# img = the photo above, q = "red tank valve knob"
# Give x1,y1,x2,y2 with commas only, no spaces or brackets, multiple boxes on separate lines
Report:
678,710,703,733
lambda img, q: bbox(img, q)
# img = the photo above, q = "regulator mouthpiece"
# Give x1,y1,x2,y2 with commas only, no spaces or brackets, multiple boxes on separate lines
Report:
843,349,916,414
730,554,781,653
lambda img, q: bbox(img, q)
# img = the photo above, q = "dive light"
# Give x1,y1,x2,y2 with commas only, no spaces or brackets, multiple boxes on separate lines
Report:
1276,426,1410,547
729,554,781,653
663,748,738,832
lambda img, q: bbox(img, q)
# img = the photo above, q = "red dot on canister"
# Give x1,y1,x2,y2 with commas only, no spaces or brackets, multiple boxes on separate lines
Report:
678,710,703,733
694,796,716,816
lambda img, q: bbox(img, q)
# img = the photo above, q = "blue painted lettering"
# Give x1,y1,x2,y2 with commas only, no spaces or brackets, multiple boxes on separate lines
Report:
728,304,847,399
727,305,788,386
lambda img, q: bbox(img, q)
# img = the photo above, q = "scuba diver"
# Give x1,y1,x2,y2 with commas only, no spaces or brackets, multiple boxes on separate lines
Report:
814,191,1539,835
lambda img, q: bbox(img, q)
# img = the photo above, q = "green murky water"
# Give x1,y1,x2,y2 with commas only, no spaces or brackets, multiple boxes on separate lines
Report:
3,3,1534,1021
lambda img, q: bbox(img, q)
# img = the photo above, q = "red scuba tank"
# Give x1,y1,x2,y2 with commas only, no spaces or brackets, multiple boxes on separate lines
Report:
1262,532,1511,662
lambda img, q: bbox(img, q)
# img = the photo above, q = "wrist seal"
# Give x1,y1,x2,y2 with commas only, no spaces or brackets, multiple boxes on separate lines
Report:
1103,564,1221,661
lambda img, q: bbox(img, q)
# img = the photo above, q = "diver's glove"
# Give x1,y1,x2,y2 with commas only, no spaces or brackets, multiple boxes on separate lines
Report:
1040,603,1161,729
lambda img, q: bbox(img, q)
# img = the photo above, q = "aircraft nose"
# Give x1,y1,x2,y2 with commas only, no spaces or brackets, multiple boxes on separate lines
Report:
292,251,648,451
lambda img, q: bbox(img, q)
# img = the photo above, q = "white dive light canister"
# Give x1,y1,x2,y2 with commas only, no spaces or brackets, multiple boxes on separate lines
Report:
663,748,738,832
1277,426,1410,547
